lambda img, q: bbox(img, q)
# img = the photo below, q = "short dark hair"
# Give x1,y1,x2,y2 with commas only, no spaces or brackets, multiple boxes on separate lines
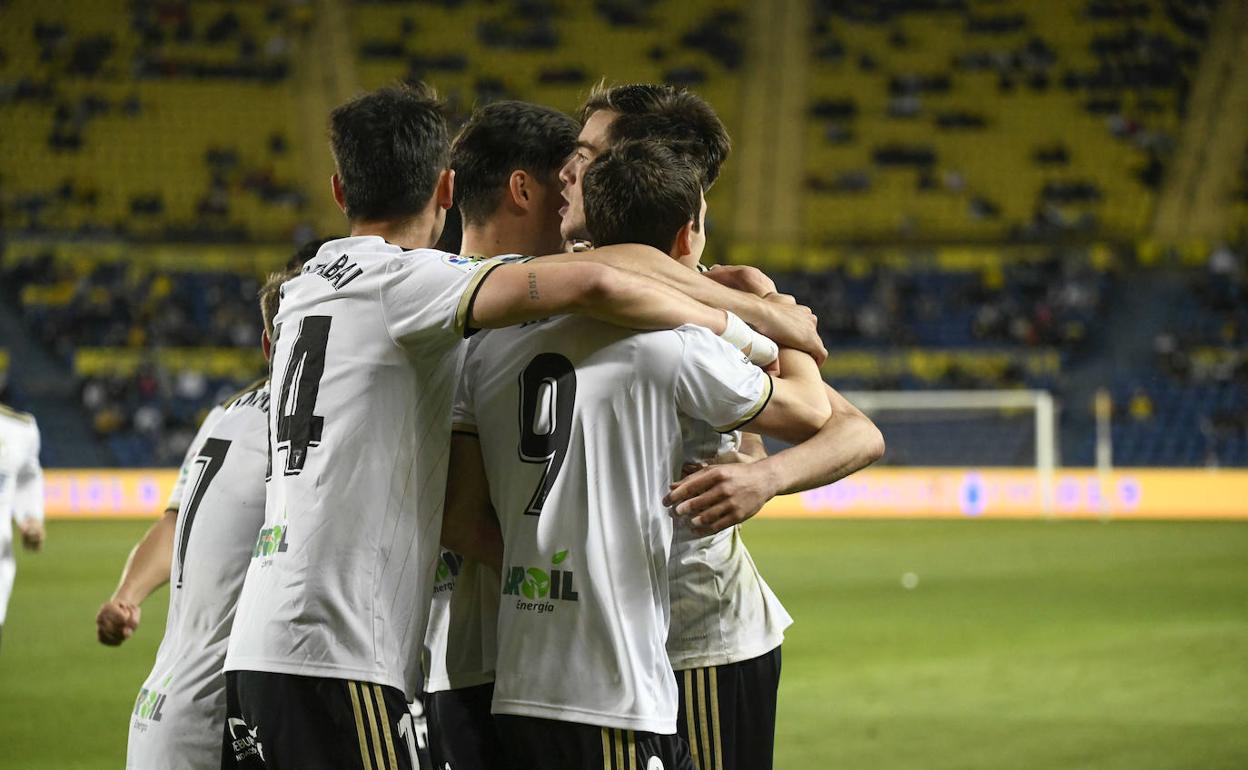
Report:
578,83,731,188
329,82,449,221
583,140,702,253
451,101,579,226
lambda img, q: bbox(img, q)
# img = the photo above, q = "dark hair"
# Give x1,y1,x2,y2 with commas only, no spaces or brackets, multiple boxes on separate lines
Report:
329,82,448,221
583,140,702,253
578,82,731,188
451,100,579,226
287,237,333,271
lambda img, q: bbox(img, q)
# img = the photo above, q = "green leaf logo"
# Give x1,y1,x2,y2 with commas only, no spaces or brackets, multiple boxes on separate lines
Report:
552,549,569,565
521,568,550,599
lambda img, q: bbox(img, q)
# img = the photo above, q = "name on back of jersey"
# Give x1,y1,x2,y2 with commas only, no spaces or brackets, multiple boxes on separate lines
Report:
303,253,365,291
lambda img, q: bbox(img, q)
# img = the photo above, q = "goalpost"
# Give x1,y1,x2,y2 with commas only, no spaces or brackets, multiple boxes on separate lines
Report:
840,389,1060,516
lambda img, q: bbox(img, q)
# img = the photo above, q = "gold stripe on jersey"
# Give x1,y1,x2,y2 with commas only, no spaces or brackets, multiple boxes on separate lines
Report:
615,728,626,770
453,260,506,338
359,682,387,769
716,374,774,433
708,667,724,770
601,727,612,770
347,681,375,770
696,669,713,770
372,684,400,770
685,669,703,770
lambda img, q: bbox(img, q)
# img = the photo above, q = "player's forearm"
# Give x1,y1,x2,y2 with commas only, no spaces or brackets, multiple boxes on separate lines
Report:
757,386,885,495
539,246,777,337
577,265,727,333
111,510,177,605
441,511,504,574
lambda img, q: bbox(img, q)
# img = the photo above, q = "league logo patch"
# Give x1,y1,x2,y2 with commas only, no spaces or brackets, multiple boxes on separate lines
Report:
442,253,486,272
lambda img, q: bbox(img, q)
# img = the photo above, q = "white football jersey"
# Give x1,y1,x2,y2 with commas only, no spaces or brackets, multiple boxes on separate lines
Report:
0,405,42,626
667,427,793,670
225,236,504,697
454,317,771,734
422,548,500,693
164,405,225,514
127,383,269,770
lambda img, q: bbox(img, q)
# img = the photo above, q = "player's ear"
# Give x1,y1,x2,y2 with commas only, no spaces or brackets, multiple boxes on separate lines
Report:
330,173,347,214
508,170,530,211
672,219,695,261
436,168,455,210
262,329,272,362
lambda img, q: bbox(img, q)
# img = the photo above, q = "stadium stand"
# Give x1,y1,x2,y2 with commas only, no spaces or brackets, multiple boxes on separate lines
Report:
0,0,1244,470
804,0,1215,241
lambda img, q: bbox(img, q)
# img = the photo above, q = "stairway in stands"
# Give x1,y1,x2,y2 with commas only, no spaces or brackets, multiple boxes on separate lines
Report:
0,292,107,466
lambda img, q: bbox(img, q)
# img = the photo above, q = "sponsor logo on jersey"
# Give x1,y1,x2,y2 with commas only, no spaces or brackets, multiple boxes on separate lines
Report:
501,549,578,614
647,758,664,770
434,550,463,592
132,686,168,722
252,523,289,557
442,253,487,272
228,717,265,762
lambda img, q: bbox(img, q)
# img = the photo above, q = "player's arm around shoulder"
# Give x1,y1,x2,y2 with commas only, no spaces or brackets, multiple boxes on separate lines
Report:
441,432,504,573
467,246,728,335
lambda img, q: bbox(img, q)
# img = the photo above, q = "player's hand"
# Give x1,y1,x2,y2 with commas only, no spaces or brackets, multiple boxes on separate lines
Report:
96,599,141,646
705,264,778,297
755,300,826,366
664,461,780,536
18,519,45,552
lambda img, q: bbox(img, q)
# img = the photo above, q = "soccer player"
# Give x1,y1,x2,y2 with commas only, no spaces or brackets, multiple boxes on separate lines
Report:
583,139,886,770
423,99,579,770
440,140,839,770
220,83,776,770
95,268,290,769
0,401,44,650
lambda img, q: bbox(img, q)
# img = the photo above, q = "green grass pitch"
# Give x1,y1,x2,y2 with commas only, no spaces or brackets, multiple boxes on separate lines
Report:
1,519,1246,768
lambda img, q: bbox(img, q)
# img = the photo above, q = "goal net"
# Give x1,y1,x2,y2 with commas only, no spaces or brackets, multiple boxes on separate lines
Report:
840,389,1059,512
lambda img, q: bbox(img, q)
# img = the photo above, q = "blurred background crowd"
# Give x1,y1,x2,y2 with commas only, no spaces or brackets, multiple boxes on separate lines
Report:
1,0,1245,470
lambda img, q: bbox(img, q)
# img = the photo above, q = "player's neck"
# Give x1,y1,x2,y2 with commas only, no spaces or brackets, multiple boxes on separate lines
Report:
348,213,438,251
461,220,541,259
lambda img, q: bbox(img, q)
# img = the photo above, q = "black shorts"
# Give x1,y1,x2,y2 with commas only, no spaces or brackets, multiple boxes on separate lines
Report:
426,683,510,770
222,670,417,770
676,646,782,770
495,714,695,770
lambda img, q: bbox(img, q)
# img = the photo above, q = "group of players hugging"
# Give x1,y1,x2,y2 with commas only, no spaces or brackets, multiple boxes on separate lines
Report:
94,81,885,770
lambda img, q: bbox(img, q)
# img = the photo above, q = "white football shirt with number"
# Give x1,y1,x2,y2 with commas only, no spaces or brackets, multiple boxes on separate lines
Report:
667,426,792,670
454,317,772,734
0,405,42,627
225,236,506,698
164,405,225,514
127,382,269,769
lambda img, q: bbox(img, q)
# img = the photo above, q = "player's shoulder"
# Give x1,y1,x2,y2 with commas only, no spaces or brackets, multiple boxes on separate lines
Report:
0,403,38,429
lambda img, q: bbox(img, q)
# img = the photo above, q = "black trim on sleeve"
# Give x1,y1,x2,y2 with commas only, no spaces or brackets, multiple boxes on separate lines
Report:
719,374,775,434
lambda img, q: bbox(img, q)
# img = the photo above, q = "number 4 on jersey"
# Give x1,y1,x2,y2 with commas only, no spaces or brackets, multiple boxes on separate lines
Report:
276,315,331,475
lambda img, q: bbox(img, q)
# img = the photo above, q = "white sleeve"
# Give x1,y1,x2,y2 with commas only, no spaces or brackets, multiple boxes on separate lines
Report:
672,325,774,434
14,423,44,525
166,406,224,512
380,251,511,345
